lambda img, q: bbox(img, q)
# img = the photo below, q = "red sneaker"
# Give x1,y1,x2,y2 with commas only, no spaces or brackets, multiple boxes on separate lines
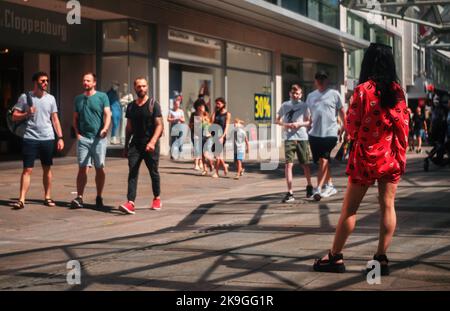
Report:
151,198,162,210
119,201,135,215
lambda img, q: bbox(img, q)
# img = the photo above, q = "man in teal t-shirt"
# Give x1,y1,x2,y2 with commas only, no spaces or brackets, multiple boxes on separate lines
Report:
74,92,110,139
72,72,111,210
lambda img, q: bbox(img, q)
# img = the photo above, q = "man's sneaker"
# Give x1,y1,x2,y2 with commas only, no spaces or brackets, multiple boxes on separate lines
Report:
119,201,135,215
322,185,338,198
96,196,104,209
71,196,83,209
151,198,162,210
282,192,295,203
306,185,314,198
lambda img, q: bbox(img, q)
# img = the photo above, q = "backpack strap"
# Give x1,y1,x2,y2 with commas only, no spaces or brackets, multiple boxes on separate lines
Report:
26,92,33,107
148,97,155,114
147,97,164,138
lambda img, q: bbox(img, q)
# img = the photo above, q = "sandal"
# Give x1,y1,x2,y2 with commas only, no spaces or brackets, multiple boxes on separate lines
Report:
44,198,56,207
313,251,346,273
367,254,390,276
12,200,25,210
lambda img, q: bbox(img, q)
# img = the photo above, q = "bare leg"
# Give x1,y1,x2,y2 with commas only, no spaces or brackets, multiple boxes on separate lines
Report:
301,164,312,186
236,160,242,176
285,163,294,193
376,181,398,256
215,158,225,175
76,167,89,197
19,168,33,202
329,181,369,257
42,165,52,199
95,167,106,197
317,158,329,189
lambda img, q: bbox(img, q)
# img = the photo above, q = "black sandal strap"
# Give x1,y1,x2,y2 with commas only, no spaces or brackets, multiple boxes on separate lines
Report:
328,251,344,262
373,254,389,263
12,200,25,209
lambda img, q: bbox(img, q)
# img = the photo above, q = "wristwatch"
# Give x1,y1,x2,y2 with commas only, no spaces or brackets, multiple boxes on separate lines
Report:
57,136,64,140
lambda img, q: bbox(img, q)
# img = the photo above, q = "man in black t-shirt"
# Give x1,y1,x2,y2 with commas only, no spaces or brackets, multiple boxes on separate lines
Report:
119,78,164,215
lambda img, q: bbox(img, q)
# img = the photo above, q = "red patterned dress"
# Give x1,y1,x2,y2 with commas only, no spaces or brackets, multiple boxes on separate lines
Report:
345,80,409,185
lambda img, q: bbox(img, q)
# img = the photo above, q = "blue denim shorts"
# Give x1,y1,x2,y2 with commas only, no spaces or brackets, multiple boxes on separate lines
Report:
77,136,107,168
234,151,245,161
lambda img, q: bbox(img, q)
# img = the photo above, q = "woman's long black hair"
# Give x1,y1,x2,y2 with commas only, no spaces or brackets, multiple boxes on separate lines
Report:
358,43,400,108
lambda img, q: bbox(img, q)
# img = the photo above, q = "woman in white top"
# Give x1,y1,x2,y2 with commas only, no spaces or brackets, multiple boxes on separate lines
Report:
168,95,185,159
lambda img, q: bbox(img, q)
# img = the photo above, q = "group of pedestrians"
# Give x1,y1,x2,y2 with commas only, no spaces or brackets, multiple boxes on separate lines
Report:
10,43,411,276
186,97,249,179
11,72,163,215
277,70,344,203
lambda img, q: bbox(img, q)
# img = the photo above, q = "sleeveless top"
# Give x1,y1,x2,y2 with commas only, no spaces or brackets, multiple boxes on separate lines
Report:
214,112,227,131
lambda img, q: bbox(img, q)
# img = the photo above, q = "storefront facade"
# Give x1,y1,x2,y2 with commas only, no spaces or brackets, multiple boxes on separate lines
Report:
1,0,367,158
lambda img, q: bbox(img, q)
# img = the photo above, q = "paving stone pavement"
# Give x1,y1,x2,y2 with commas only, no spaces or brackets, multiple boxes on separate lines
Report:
0,149,449,291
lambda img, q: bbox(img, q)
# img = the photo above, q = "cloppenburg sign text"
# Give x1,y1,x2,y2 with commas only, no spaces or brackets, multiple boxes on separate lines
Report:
0,1,95,54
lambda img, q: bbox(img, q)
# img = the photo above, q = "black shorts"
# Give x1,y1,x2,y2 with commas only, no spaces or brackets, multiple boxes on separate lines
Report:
308,135,338,163
22,139,55,168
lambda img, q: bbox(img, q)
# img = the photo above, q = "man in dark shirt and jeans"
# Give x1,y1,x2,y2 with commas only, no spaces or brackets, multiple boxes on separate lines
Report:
119,77,164,215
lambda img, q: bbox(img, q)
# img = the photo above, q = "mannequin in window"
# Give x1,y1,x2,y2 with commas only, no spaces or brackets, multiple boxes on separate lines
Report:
119,83,134,143
107,81,121,144
198,80,211,113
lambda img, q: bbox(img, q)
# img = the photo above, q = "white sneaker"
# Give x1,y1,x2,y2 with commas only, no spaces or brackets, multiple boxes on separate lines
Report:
321,185,338,198
313,188,322,201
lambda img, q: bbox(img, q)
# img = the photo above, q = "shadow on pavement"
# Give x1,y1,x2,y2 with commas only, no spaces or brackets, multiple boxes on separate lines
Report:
0,158,449,290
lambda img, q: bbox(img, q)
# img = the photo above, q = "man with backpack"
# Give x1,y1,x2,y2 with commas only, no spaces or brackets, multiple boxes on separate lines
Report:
119,77,164,215
10,72,64,210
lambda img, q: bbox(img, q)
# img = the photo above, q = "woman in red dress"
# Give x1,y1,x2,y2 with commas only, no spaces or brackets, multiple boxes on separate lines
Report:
313,43,409,275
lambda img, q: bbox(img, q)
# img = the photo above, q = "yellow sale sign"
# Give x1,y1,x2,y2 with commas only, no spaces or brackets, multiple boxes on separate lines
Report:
254,94,271,121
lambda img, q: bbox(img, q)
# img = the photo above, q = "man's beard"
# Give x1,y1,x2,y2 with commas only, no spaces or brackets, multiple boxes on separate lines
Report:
84,86,93,92
38,84,47,92
137,91,147,99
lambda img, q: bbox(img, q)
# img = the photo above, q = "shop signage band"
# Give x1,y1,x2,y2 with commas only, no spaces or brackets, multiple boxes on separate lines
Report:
0,1,95,54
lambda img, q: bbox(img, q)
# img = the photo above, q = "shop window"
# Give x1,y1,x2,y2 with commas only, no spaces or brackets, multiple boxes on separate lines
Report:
102,21,129,53
281,55,302,101
168,30,222,65
128,21,150,54
281,0,307,15
227,70,272,139
100,20,153,146
169,63,223,115
226,43,271,73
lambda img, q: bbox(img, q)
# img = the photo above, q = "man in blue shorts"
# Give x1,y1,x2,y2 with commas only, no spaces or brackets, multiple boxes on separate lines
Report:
71,72,111,209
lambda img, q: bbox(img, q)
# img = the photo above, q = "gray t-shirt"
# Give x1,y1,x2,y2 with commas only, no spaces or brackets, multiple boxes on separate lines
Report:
277,100,310,141
13,92,58,140
306,89,343,138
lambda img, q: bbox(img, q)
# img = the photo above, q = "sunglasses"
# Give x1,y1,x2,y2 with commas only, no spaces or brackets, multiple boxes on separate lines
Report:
39,79,49,83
